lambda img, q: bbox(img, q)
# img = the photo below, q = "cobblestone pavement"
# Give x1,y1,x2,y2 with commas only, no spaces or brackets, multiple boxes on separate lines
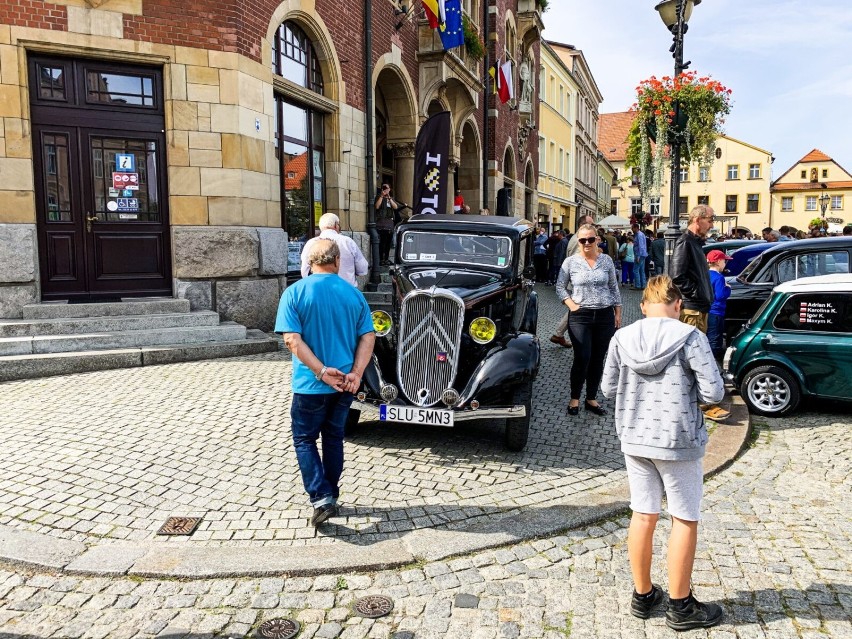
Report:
0,285,643,548
0,409,849,638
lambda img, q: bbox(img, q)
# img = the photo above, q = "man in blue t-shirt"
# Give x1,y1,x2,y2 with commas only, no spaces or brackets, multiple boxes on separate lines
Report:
632,223,649,290
275,239,375,526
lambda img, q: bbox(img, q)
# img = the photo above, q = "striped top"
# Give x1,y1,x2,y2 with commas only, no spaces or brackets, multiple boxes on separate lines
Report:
556,253,622,309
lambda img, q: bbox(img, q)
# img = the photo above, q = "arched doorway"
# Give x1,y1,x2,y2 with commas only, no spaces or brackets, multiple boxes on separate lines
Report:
458,120,481,214
497,145,516,216
375,66,417,212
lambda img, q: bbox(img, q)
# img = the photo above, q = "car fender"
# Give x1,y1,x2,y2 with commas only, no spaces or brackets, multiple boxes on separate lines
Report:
458,333,541,406
735,353,810,395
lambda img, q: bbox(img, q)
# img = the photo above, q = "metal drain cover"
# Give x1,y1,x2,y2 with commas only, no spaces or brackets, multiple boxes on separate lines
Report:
156,517,202,536
256,618,300,639
354,594,394,618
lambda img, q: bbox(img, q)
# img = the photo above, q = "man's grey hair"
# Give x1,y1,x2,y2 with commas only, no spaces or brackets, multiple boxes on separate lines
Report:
318,213,340,230
688,204,713,223
767,229,780,241
307,238,340,266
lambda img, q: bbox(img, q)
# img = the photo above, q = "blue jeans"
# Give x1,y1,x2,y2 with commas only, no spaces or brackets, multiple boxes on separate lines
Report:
633,256,647,289
707,313,725,358
291,392,353,507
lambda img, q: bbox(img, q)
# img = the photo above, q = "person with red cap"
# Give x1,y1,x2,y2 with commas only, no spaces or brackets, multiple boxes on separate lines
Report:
706,249,732,359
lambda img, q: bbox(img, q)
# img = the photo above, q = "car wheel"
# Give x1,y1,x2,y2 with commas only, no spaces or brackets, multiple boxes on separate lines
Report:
344,408,361,437
741,365,801,417
505,381,532,452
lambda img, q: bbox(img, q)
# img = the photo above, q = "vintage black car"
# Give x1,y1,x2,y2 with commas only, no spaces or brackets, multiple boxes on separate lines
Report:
349,214,541,451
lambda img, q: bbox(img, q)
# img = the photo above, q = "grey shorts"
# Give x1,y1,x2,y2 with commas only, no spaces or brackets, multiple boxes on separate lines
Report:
625,454,704,522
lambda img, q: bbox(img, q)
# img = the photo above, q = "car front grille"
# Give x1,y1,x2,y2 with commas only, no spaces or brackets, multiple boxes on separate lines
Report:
397,288,464,407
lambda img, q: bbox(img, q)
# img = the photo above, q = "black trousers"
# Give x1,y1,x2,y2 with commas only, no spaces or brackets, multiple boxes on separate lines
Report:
378,229,393,261
533,254,548,282
567,306,616,401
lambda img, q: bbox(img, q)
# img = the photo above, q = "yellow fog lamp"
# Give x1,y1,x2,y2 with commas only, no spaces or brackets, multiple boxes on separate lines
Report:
371,310,393,337
469,317,497,344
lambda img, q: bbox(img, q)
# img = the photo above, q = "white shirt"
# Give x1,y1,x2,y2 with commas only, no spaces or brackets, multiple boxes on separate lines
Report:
300,228,369,286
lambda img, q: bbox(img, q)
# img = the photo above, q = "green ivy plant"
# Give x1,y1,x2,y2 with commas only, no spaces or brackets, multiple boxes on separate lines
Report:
625,72,732,209
463,15,485,61
538,0,550,12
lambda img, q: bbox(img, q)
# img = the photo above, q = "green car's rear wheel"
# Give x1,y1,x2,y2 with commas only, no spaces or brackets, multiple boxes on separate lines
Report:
741,365,800,417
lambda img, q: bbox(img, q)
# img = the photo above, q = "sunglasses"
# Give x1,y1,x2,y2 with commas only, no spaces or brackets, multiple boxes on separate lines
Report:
577,237,598,245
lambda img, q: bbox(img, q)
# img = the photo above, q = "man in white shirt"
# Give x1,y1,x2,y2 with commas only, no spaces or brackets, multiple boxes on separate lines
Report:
301,213,369,286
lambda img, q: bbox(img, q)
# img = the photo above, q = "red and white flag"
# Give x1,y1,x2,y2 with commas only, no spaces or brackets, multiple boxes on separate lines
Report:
497,61,514,104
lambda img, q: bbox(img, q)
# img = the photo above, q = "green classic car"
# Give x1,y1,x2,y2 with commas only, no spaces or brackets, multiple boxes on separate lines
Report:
723,274,852,416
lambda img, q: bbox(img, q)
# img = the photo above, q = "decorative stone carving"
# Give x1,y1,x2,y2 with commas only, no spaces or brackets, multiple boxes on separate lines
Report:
216,279,280,332
518,116,535,149
172,227,259,279
518,58,533,114
0,224,37,283
387,141,416,157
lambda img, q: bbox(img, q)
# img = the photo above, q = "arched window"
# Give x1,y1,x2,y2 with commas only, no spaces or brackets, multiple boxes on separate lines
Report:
272,21,326,274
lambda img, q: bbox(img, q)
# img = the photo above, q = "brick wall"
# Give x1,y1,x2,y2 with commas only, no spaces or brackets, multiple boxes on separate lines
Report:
0,1,66,30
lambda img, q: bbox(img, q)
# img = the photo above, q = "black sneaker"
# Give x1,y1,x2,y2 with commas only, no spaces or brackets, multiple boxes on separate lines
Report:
666,593,724,631
631,584,665,619
310,503,337,527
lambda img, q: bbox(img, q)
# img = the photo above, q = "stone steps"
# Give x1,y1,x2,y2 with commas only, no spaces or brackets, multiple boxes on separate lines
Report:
0,311,221,338
0,323,248,356
0,331,279,383
23,298,190,319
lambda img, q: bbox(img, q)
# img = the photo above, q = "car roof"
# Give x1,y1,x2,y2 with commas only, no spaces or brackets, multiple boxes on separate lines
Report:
733,242,776,255
775,273,852,294
402,214,535,236
760,236,852,258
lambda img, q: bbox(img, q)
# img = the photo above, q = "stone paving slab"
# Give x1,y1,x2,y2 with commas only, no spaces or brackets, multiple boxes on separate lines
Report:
0,409,847,638
0,284,749,578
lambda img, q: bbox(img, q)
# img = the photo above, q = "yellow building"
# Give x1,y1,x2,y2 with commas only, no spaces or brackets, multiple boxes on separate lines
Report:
536,40,577,230
770,149,852,233
600,112,773,236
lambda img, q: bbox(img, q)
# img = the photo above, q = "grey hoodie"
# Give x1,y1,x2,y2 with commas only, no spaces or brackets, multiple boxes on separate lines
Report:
600,317,724,461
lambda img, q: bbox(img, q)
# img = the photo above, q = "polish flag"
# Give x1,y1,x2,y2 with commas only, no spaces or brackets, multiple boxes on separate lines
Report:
498,61,514,104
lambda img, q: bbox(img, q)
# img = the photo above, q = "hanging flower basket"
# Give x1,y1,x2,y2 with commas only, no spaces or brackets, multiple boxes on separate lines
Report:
625,72,732,208
462,15,485,61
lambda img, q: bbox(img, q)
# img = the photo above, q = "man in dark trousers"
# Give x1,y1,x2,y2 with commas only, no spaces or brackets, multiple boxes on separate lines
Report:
650,231,666,276
670,205,730,422
276,239,376,526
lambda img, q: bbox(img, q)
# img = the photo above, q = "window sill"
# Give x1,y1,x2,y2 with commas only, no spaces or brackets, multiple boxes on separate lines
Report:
747,177,762,180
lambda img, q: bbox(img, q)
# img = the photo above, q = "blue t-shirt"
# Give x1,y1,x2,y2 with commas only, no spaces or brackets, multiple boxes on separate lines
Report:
275,274,374,394
709,269,731,316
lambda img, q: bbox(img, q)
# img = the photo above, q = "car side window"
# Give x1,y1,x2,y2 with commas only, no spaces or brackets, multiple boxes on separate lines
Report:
516,237,529,277
778,251,850,283
773,293,852,333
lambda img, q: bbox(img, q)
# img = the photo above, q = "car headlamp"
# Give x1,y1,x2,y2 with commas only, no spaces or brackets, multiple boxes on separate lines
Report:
371,310,393,337
469,317,497,344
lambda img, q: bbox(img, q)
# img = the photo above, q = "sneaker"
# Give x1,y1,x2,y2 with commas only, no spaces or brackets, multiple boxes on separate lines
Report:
310,503,337,527
631,584,665,619
665,593,724,631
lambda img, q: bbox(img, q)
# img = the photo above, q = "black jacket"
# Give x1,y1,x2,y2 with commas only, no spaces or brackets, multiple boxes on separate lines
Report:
671,230,713,312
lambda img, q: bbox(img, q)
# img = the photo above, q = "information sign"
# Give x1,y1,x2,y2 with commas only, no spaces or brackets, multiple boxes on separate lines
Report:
115,154,135,172
112,172,140,190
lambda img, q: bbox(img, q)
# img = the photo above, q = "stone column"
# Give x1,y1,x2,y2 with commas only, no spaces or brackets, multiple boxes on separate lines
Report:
389,142,415,217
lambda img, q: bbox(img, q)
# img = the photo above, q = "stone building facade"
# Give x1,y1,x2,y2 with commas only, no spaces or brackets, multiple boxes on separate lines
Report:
0,0,543,327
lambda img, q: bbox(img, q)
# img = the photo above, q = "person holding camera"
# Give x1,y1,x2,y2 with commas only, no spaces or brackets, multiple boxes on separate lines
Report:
374,184,399,266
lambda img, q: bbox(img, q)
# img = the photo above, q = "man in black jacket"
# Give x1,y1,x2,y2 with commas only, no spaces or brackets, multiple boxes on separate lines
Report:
671,204,730,421
671,205,715,332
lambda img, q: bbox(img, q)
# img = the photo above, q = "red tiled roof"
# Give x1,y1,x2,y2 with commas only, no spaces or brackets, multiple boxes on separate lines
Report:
599,111,636,162
771,180,852,192
798,148,832,163
283,152,308,190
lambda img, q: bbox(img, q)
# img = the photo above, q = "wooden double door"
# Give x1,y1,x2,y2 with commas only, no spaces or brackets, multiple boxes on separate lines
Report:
30,56,172,301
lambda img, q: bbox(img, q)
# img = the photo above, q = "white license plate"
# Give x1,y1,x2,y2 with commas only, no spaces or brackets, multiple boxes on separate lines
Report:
379,405,454,427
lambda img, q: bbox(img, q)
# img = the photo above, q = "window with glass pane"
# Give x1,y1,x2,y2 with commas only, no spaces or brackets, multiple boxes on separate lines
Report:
831,196,843,209
806,196,817,211
822,169,828,178
649,198,660,216
274,21,324,94
697,195,709,206
86,72,155,107
538,138,545,174
699,166,710,181
610,199,618,215
774,294,852,333
747,194,759,212
90,138,159,222
727,165,738,180
38,65,66,101
679,166,689,182
749,163,760,179
726,195,738,213
781,197,793,211
631,168,640,186
631,198,642,216
678,196,688,215
42,134,72,222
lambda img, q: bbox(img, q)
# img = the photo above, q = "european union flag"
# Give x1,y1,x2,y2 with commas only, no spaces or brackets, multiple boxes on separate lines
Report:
438,0,465,51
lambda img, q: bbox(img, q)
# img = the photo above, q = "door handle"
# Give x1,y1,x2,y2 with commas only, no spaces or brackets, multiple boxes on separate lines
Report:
86,215,98,233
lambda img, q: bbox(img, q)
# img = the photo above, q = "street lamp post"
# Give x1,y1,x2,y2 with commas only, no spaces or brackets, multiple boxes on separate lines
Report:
819,192,830,220
655,0,701,275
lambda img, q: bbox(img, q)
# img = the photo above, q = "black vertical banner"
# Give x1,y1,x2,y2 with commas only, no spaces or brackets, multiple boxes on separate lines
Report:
412,111,451,215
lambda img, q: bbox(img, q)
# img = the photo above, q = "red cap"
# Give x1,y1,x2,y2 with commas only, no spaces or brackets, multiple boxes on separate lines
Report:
706,249,732,263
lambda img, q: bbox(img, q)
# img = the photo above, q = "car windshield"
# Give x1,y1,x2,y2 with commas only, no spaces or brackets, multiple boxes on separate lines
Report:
400,231,513,268
748,295,775,326
738,252,768,282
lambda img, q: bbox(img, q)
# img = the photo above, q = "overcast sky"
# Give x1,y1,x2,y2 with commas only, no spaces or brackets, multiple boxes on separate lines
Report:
542,0,852,179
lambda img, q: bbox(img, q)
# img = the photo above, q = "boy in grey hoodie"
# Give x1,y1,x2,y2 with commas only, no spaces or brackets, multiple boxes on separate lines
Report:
601,275,725,632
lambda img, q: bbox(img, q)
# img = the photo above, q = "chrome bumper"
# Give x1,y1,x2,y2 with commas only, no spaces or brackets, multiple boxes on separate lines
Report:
350,400,526,423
